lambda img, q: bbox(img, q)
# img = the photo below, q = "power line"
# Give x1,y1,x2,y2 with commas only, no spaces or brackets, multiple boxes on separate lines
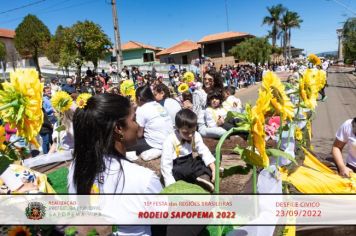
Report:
330,0,356,15
0,0,97,25
0,0,46,15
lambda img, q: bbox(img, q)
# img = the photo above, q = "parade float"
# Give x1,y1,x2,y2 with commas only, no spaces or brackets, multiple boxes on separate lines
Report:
0,54,353,235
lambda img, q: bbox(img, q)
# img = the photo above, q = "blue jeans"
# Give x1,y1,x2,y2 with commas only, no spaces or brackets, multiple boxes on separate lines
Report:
40,133,52,154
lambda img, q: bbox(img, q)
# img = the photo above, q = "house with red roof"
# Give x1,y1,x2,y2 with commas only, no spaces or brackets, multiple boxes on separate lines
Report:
0,28,20,69
156,40,200,64
120,41,162,65
198,31,254,65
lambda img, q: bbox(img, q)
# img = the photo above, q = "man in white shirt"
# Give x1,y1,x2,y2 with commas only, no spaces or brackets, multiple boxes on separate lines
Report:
332,118,356,177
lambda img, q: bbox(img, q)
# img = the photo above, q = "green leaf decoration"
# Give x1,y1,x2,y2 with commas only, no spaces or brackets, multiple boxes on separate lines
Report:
55,125,66,132
226,111,247,121
161,180,208,194
232,124,250,132
64,226,77,236
241,148,265,167
266,148,297,164
87,228,98,236
16,105,25,123
0,154,14,174
233,146,244,155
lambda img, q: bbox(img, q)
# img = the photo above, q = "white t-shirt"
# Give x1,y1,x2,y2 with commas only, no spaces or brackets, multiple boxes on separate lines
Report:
204,107,228,128
162,98,181,126
161,131,215,186
222,95,242,113
136,101,174,149
68,156,162,235
322,61,329,71
336,119,356,167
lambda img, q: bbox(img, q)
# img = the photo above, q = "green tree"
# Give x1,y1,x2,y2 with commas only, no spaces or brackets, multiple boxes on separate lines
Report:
69,20,112,71
46,25,66,64
14,14,50,75
230,37,272,65
343,17,356,64
0,41,6,61
262,4,286,48
0,41,6,76
280,11,303,60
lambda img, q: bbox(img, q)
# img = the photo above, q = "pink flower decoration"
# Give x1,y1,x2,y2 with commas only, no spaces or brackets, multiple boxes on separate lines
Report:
264,116,281,140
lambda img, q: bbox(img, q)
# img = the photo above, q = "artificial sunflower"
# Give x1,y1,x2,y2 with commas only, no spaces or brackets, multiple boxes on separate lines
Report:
76,93,92,109
255,89,272,115
178,83,189,93
308,54,321,66
0,125,6,151
183,71,195,83
299,69,319,110
295,127,303,141
306,120,312,141
120,80,136,101
8,226,32,236
314,69,326,92
0,69,43,146
246,105,269,167
51,91,73,113
261,71,295,120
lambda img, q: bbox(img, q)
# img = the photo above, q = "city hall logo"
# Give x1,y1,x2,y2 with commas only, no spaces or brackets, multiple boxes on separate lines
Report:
25,202,46,220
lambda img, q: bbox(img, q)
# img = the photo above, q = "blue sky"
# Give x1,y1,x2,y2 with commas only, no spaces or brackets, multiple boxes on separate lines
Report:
1,0,355,54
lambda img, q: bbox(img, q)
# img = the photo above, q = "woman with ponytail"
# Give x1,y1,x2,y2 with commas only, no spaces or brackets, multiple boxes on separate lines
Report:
67,93,162,235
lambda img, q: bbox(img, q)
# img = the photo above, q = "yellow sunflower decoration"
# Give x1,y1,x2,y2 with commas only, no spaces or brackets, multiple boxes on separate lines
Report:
308,54,321,66
183,71,195,83
245,104,269,167
8,226,32,236
0,69,43,146
0,125,6,151
299,69,319,110
314,69,326,92
261,71,295,121
178,83,189,93
295,127,303,141
255,89,272,115
120,80,136,101
76,93,92,109
51,91,73,113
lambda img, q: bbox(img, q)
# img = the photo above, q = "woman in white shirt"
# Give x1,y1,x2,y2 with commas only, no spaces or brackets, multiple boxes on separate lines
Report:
153,83,181,126
68,94,162,235
128,85,174,156
332,118,356,177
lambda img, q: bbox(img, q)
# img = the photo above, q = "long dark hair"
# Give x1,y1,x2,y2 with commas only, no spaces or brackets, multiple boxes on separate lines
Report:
73,93,131,193
207,89,224,108
203,70,224,92
136,85,155,104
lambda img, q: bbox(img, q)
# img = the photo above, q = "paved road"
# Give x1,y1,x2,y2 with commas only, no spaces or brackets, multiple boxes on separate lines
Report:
312,69,356,157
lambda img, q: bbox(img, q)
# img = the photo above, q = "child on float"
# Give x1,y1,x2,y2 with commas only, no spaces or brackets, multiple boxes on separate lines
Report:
222,86,243,113
204,89,235,131
161,109,216,192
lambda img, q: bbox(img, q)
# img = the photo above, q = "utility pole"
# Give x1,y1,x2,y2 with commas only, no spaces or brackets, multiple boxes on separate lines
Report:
111,0,123,82
224,0,230,31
